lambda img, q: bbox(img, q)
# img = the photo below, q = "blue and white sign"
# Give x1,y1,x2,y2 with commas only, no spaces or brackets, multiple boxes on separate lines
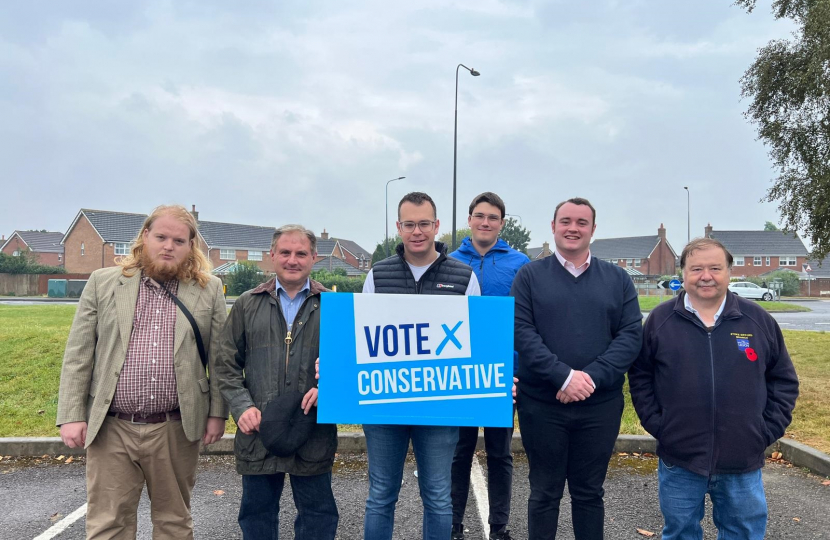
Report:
669,279,682,291
318,293,514,427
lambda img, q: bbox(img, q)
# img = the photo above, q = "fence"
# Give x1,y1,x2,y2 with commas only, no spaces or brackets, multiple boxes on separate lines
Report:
0,273,91,296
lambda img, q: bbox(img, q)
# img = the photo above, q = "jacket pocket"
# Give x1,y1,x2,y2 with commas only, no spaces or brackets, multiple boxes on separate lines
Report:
234,430,269,462
296,424,337,464
198,377,209,393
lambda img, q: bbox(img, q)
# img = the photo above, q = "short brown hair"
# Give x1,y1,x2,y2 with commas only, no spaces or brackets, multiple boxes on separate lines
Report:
680,237,733,269
468,192,506,219
271,224,317,252
553,197,596,224
119,205,212,287
398,192,437,220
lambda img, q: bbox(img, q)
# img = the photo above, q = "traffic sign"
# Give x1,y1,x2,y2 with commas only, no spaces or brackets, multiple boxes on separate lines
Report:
669,279,682,291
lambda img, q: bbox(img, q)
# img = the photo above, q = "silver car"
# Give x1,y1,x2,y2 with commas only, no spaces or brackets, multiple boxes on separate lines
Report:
728,282,774,301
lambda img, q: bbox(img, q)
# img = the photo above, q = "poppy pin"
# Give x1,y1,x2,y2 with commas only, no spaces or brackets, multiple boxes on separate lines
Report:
745,348,758,361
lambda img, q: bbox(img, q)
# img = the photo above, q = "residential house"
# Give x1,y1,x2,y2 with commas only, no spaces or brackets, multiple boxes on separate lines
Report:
590,224,677,276
334,235,373,271
312,256,368,277
527,242,553,260
1,231,65,266
705,224,809,278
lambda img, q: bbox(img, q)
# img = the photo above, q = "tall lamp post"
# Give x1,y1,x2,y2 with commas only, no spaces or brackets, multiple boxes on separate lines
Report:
505,214,522,226
452,63,480,252
385,176,406,258
683,186,690,243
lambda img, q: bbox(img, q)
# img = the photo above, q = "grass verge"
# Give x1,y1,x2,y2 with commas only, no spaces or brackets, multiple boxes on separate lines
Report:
1,306,827,454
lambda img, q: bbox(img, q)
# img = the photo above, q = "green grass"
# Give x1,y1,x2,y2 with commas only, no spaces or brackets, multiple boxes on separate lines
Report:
638,296,674,311
2,306,828,454
638,296,811,313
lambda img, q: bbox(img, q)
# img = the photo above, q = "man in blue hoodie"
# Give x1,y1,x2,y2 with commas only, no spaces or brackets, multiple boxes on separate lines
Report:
629,237,798,539
449,192,530,540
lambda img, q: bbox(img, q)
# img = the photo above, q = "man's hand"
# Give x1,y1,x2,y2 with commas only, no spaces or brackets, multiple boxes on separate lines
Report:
560,370,595,403
302,387,318,415
60,421,87,448
203,417,226,445
512,377,519,404
315,357,320,380
237,407,261,435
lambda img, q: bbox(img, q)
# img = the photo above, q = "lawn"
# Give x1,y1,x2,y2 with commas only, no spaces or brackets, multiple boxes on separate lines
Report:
1,306,828,453
638,296,811,312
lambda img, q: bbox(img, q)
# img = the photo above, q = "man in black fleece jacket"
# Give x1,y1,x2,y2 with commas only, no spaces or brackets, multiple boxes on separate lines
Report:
511,198,642,540
629,238,798,540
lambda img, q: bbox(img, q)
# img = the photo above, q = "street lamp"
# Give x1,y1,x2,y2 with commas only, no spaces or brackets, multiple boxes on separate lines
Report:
505,214,522,226
452,63,480,252
684,186,690,243
385,176,406,258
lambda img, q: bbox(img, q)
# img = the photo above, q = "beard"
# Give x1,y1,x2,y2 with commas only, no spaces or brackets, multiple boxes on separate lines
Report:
140,249,190,283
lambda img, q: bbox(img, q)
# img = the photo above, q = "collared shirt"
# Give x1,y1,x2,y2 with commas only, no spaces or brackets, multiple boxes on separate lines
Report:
276,277,311,328
554,249,592,277
684,293,727,327
112,276,179,415
553,249,594,391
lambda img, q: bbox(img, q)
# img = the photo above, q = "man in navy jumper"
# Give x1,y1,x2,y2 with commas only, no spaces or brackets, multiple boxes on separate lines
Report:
629,238,798,540
449,192,530,540
511,197,642,540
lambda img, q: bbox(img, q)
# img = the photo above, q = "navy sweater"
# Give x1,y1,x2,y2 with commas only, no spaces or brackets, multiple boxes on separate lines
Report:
510,256,643,404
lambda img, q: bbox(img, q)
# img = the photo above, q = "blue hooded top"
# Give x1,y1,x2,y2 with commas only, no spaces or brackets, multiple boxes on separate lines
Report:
449,237,530,297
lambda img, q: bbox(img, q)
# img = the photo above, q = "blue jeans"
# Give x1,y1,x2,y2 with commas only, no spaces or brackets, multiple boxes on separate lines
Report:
238,472,338,540
363,424,459,540
658,459,767,540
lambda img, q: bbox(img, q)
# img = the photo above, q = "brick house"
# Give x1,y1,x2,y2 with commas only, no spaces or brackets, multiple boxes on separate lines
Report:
312,256,368,276
705,224,809,278
590,224,678,276
1,231,65,266
527,242,553,260
197,217,275,273
315,229,373,271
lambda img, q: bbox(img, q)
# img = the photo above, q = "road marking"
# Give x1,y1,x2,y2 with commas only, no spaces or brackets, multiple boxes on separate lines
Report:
470,456,490,539
816,323,830,325
33,503,87,540
777,322,792,325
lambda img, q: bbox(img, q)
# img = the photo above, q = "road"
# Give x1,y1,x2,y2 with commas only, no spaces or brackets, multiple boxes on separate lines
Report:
771,300,830,332
2,452,828,539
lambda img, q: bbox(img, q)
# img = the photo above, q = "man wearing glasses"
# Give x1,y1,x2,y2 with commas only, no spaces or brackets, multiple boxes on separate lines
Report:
361,191,480,540
449,192,529,540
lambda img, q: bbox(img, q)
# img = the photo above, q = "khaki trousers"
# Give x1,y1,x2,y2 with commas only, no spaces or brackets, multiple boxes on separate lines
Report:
86,415,201,540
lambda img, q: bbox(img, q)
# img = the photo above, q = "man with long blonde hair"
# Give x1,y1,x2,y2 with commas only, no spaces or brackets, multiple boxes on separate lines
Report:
57,204,229,539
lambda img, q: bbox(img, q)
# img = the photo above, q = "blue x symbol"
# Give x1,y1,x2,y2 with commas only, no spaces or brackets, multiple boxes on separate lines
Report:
436,321,464,355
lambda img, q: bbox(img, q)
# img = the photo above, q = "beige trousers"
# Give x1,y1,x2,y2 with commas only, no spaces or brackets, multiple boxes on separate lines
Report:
85,415,201,540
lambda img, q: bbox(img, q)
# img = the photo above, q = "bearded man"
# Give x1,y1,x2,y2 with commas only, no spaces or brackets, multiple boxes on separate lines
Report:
57,204,228,540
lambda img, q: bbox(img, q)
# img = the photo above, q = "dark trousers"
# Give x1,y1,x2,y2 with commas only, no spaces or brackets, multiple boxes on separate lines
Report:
518,392,623,540
239,472,339,540
451,425,514,531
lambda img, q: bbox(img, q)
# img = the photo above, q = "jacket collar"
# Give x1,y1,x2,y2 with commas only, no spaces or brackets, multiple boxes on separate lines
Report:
456,237,510,258
251,276,327,297
672,290,743,322
394,241,448,264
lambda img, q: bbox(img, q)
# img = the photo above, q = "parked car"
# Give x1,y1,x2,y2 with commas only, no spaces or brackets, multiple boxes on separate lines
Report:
728,281,774,301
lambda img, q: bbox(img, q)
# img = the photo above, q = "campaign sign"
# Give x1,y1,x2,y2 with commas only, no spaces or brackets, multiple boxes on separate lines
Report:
318,293,514,427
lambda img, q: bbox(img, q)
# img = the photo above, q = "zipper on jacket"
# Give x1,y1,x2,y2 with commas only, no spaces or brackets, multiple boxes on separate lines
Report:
284,329,292,385
707,331,717,475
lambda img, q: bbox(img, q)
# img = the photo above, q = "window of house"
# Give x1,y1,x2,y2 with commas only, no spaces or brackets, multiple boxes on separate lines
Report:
766,257,770,266
753,256,762,266
220,249,235,260
248,250,262,261
734,256,745,266
626,259,633,267
12,250,20,256
81,243,85,256
610,259,618,265
780,256,797,266
114,243,130,256
58,254,62,262
634,259,641,267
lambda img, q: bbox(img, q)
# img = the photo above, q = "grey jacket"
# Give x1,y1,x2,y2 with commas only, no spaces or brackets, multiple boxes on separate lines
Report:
215,277,337,476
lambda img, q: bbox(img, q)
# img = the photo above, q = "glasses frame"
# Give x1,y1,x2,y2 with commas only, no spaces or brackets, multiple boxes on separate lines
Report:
398,220,437,233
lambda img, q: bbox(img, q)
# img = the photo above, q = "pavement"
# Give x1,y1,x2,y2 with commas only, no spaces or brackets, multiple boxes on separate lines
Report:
2,450,829,540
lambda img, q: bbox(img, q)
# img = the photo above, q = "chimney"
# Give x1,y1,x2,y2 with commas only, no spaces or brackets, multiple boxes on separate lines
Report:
542,241,551,257
321,229,329,240
704,223,713,238
191,205,199,222
0,235,4,243
658,223,666,240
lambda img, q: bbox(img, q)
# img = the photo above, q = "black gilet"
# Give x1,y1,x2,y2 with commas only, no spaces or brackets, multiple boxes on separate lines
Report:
372,242,472,295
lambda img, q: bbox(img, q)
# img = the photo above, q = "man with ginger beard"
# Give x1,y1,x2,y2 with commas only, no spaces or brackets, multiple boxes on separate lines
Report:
57,205,228,539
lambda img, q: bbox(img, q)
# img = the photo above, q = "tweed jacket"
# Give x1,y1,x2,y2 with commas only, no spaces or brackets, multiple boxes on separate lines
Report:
56,266,229,447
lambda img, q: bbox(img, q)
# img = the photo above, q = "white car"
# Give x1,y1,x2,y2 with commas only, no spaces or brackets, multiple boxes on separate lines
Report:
728,282,774,301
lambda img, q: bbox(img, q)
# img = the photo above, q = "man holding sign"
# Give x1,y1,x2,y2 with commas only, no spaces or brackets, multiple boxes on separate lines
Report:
362,191,480,540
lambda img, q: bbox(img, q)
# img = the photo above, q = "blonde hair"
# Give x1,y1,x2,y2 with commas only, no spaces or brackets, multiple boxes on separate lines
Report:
119,205,213,287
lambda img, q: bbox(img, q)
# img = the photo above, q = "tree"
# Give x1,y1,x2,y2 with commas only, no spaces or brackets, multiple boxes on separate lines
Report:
310,269,366,292
225,261,267,296
438,228,471,249
500,218,531,254
0,249,66,274
764,221,780,231
738,0,830,260
371,235,401,264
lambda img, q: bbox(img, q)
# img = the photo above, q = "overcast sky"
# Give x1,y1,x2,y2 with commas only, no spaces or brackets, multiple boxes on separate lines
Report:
0,1,796,255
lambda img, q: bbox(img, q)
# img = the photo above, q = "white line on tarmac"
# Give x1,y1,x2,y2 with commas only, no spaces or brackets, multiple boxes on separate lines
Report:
470,456,490,540
816,323,830,325
32,503,87,540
